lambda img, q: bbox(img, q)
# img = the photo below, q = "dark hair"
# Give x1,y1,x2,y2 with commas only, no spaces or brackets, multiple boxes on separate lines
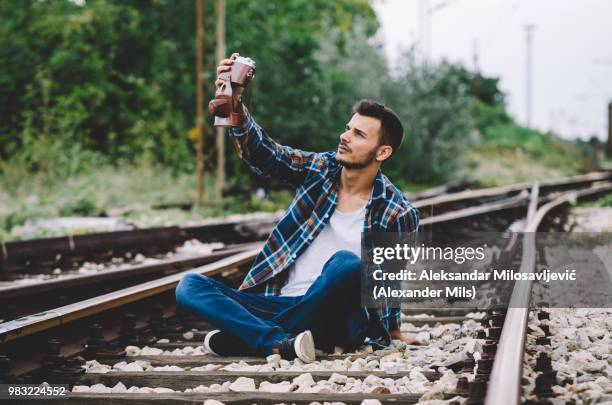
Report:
352,99,404,157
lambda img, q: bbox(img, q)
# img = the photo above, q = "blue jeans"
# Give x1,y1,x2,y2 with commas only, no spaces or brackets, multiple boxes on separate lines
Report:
175,250,369,355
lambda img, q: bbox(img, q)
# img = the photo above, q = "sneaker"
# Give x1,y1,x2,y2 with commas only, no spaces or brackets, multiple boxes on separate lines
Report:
276,330,316,363
203,330,253,356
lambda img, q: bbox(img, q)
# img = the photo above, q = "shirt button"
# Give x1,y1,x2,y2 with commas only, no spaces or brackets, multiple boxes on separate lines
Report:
307,235,313,240
323,214,329,219
291,253,297,259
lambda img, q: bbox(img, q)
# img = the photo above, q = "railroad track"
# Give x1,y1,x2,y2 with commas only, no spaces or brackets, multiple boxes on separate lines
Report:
0,242,263,322
0,174,610,404
0,180,532,322
2,171,608,276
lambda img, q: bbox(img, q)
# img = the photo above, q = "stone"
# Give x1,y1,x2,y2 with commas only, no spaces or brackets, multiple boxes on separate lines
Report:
89,383,112,393
203,400,225,405
82,359,112,374
382,362,400,374
360,400,382,405
363,374,383,386
415,331,431,344
349,358,367,371
134,360,151,369
182,331,194,340
259,381,294,393
71,386,90,392
229,376,256,392
409,368,429,382
266,354,281,368
420,387,445,400
208,384,224,393
125,346,141,356
140,346,163,356
329,373,349,385
152,387,174,393
293,373,316,388
302,385,334,394
153,365,184,372
364,360,380,370
464,338,483,355
111,382,127,393
121,362,144,372
364,385,391,394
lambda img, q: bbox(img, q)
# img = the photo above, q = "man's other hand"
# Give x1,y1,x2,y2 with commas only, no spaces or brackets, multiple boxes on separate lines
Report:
390,329,424,345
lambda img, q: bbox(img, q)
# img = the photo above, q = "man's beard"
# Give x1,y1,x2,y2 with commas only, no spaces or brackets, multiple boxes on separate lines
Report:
334,146,378,170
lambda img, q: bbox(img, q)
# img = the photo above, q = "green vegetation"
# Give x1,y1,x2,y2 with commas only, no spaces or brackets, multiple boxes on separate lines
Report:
0,0,596,240
0,165,295,240
463,102,592,186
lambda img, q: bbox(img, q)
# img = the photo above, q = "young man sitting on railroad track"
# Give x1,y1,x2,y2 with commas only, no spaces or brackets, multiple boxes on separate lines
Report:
175,53,420,364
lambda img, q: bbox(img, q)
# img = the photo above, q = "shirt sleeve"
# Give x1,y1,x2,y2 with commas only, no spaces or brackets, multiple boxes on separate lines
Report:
390,204,419,234
229,107,328,188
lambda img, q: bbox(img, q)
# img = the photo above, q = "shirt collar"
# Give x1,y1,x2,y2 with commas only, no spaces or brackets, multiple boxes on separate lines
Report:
370,170,387,201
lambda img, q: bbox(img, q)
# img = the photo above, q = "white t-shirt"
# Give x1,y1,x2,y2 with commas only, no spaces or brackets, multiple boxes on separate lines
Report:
280,202,366,297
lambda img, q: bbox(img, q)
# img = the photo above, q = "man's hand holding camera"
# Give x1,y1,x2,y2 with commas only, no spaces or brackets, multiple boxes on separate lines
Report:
215,52,243,111
209,52,255,127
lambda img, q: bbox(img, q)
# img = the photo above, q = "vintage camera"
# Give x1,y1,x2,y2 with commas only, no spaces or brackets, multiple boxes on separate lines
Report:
208,55,256,127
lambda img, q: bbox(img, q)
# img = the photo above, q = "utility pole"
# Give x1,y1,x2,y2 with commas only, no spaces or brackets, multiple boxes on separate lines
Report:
607,102,612,158
417,0,426,63
215,0,226,199
471,39,480,98
195,0,205,206
423,0,456,65
524,24,535,128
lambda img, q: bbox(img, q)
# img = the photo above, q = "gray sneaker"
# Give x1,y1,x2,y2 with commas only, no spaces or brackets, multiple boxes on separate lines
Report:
276,330,316,364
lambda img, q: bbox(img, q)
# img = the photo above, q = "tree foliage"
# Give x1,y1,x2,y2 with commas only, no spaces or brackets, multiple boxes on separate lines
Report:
1,0,571,191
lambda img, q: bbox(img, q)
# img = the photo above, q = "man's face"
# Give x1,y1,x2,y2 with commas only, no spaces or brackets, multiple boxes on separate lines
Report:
335,113,386,170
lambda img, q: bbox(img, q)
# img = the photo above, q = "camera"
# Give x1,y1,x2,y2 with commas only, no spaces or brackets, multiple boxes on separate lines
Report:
208,56,256,127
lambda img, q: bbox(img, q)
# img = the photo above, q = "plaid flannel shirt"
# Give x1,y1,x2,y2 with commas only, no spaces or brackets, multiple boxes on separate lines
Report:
229,109,419,346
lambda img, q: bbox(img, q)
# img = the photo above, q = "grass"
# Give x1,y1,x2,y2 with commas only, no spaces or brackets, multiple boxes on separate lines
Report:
0,164,293,241
577,192,612,208
457,122,594,187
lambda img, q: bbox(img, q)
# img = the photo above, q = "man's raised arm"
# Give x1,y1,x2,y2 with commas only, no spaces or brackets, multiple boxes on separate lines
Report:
215,53,328,188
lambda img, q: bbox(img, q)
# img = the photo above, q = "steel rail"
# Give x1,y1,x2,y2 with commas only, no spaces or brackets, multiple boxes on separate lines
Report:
0,242,260,300
485,182,612,405
420,189,530,225
0,214,281,271
412,171,610,210
0,247,261,344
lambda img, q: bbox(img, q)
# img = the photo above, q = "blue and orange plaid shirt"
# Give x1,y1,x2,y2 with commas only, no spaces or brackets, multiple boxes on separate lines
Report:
230,110,419,346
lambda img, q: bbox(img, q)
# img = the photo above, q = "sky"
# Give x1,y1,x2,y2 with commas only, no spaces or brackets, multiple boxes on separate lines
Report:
372,0,612,141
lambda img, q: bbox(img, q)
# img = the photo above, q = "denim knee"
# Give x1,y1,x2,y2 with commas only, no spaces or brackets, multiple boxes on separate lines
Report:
324,250,362,284
175,273,210,307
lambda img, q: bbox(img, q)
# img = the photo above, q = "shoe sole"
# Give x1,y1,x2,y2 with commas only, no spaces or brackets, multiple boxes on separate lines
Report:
203,330,221,356
294,330,316,363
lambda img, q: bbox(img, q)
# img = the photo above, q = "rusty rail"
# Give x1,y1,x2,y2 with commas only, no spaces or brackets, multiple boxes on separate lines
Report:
485,181,612,405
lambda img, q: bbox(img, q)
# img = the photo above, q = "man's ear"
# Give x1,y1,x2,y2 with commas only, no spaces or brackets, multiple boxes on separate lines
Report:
376,145,393,162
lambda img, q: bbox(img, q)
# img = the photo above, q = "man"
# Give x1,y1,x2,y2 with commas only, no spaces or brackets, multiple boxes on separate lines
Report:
175,53,419,364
